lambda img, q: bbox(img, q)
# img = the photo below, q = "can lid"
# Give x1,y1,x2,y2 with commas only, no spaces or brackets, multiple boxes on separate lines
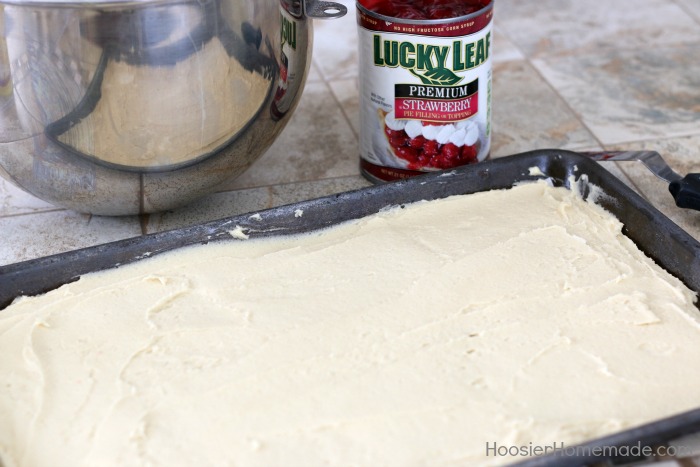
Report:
356,0,493,26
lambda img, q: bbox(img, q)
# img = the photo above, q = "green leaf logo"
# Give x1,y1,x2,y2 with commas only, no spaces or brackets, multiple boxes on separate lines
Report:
410,67,464,86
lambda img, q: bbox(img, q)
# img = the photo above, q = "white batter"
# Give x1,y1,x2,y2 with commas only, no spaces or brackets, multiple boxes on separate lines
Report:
1,182,699,467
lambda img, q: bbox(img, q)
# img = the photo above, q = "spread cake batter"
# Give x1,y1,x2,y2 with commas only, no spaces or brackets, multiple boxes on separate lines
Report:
1,182,699,466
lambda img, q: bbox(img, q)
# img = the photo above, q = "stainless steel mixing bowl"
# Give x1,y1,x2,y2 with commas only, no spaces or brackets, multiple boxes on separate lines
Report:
0,0,345,215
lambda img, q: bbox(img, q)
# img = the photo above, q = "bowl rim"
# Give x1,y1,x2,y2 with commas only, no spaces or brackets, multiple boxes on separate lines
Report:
0,0,185,9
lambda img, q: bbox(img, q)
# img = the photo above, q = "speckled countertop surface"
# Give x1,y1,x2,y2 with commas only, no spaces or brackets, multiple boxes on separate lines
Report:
2,0,700,464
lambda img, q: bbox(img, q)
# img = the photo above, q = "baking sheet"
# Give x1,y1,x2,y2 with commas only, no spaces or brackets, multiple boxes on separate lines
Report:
2,149,700,465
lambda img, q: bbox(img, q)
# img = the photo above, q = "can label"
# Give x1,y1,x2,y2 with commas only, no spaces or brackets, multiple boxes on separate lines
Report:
357,1,493,182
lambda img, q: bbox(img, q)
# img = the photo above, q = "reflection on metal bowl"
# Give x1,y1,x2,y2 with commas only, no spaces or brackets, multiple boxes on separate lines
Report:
0,0,346,215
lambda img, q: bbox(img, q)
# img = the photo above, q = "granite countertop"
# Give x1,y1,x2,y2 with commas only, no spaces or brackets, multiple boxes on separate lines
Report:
2,0,700,463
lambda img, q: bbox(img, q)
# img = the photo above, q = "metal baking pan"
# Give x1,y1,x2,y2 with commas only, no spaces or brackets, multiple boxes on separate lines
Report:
2,148,700,466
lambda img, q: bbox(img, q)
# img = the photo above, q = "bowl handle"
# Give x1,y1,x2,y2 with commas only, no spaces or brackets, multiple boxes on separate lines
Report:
304,0,348,19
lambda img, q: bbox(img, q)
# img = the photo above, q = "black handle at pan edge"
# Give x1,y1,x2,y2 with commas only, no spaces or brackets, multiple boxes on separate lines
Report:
669,173,700,211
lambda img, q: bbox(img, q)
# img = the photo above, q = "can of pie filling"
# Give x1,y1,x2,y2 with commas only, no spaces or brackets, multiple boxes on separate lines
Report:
356,0,494,182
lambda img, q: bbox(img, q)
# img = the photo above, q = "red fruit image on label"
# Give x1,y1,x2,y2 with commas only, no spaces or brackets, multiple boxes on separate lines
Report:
379,109,479,170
